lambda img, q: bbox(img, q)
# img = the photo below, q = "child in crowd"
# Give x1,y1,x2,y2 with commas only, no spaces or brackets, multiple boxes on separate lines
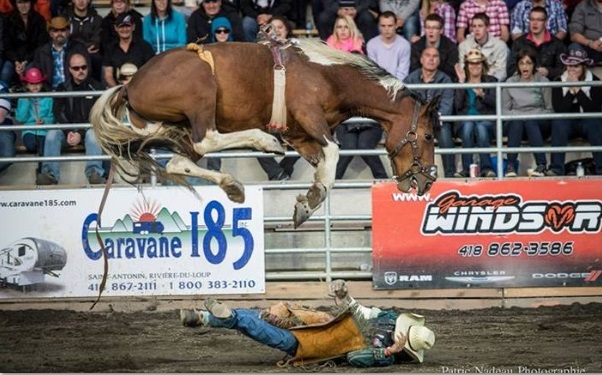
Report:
211,16,234,43
15,68,54,156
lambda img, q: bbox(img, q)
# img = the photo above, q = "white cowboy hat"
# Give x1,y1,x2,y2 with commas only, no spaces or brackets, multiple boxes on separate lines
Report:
394,313,435,363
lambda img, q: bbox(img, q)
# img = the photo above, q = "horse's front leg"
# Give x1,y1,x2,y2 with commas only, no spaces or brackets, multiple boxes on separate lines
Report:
166,154,245,203
193,129,285,155
293,138,339,228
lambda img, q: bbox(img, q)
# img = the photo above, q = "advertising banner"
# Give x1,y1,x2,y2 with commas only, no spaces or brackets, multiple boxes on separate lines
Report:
372,180,602,289
0,186,265,299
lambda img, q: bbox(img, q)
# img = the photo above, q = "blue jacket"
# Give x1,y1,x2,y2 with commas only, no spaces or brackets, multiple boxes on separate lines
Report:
143,9,187,54
16,97,55,137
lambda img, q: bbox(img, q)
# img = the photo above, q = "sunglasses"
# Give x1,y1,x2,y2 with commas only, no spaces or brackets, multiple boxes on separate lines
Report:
215,28,230,34
204,0,220,3
70,65,88,72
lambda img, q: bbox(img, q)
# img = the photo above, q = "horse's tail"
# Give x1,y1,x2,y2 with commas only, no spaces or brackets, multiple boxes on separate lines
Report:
90,85,194,186
90,85,142,182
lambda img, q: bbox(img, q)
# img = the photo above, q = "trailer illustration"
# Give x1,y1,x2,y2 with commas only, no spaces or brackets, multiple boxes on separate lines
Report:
133,221,164,235
0,237,67,288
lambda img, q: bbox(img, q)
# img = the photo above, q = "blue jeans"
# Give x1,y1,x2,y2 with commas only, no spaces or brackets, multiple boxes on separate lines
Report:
208,308,299,356
436,122,456,177
336,123,387,179
504,120,546,166
550,118,602,175
243,16,259,42
0,129,16,173
458,120,494,173
399,10,419,41
41,129,104,180
0,60,14,85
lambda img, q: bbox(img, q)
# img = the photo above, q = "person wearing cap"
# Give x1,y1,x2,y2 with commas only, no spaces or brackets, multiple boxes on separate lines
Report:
102,12,154,87
100,0,144,52
240,0,293,42
507,6,567,81
62,0,103,82
143,0,187,54
315,0,378,42
0,80,16,174
36,52,106,185
186,0,244,44
4,0,49,85
454,48,498,178
568,0,602,64
180,279,435,367
547,44,602,176
15,67,54,158
32,16,90,90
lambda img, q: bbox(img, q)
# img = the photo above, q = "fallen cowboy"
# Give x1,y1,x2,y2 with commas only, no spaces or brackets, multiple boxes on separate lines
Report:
180,280,435,368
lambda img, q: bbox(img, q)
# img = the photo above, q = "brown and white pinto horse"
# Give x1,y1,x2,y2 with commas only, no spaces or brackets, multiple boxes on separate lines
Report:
90,39,441,228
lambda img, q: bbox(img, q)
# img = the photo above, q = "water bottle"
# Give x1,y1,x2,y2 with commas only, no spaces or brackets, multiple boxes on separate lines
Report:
576,162,585,177
305,20,313,38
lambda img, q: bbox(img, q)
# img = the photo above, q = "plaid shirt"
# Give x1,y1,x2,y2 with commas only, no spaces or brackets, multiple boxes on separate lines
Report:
510,0,568,36
420,2,458,43
51,45,66,89
457,0,510,39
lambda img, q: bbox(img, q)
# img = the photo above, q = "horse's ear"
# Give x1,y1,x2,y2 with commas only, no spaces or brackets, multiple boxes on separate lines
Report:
426,94,442,112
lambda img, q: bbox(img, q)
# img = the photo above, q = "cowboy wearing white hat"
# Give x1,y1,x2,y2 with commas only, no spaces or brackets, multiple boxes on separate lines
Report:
180,279,436,367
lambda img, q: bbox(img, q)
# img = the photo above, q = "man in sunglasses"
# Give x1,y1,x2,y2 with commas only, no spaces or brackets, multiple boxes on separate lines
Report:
32,16,90,90
36,53,108,185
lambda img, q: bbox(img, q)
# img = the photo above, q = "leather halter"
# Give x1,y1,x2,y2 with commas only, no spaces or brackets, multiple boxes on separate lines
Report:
387,100,436,184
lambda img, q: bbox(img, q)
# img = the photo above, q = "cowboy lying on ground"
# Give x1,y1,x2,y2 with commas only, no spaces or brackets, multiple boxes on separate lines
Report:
180,279,435,367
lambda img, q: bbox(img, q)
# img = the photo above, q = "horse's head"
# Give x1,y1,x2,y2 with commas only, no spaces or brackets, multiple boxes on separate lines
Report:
386,94,441,196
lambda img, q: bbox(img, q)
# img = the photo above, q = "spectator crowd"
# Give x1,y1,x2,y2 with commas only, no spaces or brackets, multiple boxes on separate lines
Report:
0,0,601,184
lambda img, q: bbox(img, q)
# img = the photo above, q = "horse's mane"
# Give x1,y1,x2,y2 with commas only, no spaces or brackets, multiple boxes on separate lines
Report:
294,39,406,101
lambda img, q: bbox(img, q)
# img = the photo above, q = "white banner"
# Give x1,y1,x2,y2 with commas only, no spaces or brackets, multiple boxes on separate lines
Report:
0,186,265,298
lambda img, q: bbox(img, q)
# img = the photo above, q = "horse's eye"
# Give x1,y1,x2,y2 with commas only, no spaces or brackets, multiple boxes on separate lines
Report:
425,134,434,141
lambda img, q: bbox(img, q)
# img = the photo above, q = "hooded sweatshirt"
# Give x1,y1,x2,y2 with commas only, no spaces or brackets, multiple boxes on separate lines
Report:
210,16,234,42
143,8,187,54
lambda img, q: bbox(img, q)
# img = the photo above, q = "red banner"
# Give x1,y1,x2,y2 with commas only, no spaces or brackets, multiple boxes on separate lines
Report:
372,179,602,289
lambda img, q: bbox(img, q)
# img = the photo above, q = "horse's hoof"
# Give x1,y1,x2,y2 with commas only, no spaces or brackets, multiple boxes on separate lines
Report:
293,200,311,229
307,183,327,209
220,179,245,203
263,137,285,155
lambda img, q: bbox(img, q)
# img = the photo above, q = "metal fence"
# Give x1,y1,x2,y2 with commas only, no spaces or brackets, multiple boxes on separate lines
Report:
1,81,601,282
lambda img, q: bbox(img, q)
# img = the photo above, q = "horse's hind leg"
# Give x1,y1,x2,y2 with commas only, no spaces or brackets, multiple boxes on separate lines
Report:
166,154,245,203
193,129,285,155
292,138,339,228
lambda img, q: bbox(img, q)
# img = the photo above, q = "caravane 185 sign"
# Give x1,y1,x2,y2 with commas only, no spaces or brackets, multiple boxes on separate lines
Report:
0,186,265,299
372,179,602,289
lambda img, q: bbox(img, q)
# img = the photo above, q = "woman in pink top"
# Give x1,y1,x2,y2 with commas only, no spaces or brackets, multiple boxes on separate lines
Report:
326,15,364,54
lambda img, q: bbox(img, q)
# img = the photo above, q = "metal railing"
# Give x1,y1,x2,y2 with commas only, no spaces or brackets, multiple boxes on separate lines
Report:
1,80,601,282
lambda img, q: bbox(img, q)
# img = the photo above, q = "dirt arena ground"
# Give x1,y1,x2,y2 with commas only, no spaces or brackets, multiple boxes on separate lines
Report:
0,301,600,373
